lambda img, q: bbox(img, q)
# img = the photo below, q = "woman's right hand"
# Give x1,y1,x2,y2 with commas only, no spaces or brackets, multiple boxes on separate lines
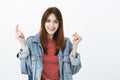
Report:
16,24,26,50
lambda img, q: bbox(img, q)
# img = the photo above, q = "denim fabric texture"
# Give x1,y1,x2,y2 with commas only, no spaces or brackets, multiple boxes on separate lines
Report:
17,33,81,80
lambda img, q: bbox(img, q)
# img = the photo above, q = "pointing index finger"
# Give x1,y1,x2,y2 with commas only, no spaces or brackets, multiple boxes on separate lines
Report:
72,32,77,37
16,24,19,32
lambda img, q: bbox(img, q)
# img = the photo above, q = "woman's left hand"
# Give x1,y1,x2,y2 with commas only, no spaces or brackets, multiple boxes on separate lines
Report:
72,32,82,58
72,32,82,46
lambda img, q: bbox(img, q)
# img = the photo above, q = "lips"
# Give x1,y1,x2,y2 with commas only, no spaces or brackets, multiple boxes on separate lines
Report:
48,28,55,31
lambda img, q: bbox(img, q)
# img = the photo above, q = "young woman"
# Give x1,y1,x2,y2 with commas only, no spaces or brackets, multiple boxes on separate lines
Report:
16,7,82,80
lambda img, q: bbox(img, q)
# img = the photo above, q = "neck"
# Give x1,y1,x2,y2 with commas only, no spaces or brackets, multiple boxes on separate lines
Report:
47,34,53,40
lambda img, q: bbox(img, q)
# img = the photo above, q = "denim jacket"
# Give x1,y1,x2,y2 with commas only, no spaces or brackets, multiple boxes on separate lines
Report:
17,33,81,80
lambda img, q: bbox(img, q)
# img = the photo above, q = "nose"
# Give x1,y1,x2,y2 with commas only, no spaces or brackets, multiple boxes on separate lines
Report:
50,22,54,28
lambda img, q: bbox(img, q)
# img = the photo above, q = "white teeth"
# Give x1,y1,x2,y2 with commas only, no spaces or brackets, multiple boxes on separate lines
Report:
48,28,55,31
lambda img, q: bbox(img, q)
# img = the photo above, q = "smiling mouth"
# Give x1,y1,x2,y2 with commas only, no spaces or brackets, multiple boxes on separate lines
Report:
48,28,55,31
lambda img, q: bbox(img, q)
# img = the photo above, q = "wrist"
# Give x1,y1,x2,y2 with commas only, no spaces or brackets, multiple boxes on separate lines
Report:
21,43,26,51
73,44,78,47
72,44,78,58
20,41,25,45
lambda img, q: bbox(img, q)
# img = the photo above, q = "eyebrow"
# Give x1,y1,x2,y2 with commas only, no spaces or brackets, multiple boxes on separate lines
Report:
46,18,58,21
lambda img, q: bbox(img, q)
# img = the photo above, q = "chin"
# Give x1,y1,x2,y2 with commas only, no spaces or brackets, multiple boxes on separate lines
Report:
47,32,54,35
48,33,55,35
47,31,56,34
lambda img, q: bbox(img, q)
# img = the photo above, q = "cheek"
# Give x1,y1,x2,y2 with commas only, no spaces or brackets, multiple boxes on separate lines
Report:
45,23,50,30
55,26,59,31
55,24,59,28
45,25,48,31
45,23,48,27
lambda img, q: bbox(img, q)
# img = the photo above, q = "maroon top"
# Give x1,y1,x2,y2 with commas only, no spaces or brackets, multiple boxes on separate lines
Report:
41,40,60,80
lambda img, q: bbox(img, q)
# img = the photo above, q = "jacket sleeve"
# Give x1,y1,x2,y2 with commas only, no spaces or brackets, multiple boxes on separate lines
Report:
68,39,82,75
17,37,32,75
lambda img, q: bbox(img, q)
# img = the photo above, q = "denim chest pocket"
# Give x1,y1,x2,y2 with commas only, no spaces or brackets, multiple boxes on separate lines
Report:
31,54,43,68
63,55,71,74
63,55,70,63
31,44,43,68
36,56,43,68
31,54,38,67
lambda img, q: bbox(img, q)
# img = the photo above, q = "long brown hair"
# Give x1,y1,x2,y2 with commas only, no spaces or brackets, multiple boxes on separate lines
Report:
40,7,65,55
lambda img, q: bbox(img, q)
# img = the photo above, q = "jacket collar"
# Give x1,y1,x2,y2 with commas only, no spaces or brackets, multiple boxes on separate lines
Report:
31,32,68,47
31,32,42,46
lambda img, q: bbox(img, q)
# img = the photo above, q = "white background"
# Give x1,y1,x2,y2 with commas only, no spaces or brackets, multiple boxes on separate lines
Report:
0,0,120,80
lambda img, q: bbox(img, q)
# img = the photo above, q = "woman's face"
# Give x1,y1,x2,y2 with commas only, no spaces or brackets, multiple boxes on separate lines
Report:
45,13,59,38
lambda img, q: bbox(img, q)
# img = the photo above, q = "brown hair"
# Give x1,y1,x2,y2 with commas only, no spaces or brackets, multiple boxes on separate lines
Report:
40,7,65,55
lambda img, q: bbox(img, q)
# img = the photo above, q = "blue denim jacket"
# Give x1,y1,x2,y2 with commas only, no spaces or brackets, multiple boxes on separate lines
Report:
17,33,81,80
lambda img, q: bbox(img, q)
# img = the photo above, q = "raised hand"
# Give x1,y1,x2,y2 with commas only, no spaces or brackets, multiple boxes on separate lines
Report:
16,24,25,43
16,24,26,50
72,32,82,58
72,32,82,46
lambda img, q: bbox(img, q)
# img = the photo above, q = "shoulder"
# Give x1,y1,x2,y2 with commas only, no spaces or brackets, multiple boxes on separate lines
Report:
64,37,71,43
64,37,70,42
26,36,34,42
26,33,40,43
64,37,72,47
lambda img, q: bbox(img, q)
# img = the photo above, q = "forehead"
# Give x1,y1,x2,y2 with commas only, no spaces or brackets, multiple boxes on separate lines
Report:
47,13,57,20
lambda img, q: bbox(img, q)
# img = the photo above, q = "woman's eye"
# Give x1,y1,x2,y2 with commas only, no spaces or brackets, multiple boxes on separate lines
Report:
46,20,50,22
54,21,59,23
